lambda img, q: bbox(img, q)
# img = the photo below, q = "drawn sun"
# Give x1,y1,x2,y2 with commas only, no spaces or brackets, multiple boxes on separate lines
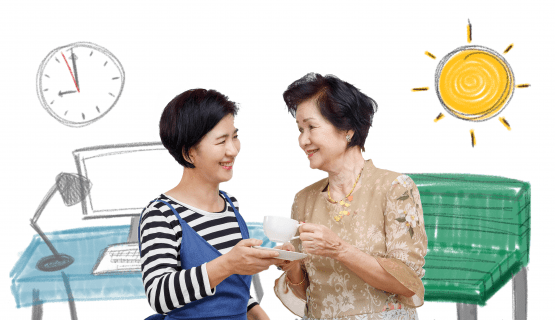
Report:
413,20,530,147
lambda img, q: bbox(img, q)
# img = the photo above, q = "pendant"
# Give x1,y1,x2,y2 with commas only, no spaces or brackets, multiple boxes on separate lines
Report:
333,195,354,222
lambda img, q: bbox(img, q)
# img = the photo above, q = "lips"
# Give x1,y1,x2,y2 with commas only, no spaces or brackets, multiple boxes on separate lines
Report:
306,149,319,158
220,161,234,170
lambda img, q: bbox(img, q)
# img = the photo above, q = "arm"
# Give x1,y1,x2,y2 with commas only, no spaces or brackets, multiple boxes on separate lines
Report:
140,204,216,314
282,259,309,300
337,175,427,303
300,224,414,297
247,304,270,320
299,175,427,306
272,193,309,317
336,243,415,297
205,255,233,288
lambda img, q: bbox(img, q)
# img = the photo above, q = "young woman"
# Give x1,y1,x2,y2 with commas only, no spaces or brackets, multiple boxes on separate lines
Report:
139,89,280,320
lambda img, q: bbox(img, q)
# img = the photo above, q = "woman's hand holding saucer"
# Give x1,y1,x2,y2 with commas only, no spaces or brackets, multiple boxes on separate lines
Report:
273,242,301,272
225,239,281,275
299,223,349,260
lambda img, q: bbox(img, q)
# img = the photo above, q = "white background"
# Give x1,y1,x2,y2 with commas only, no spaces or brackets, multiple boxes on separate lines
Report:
1,1,553,319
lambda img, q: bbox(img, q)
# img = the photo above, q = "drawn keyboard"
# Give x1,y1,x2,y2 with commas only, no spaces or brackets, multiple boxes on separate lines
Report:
92,243,141,275
109,245,140,264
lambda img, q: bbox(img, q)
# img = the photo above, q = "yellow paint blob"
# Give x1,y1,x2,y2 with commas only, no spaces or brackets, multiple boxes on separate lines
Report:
437,47,514,121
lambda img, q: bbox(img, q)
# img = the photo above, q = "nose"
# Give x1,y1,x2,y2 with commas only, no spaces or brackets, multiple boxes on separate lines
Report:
226,139,239,158
298,131,310,150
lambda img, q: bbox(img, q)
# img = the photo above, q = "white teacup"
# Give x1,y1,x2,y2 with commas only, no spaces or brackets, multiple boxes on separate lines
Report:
263,216,301,243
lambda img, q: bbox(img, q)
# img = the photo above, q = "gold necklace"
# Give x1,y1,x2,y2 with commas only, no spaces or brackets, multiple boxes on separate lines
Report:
328,167,364,222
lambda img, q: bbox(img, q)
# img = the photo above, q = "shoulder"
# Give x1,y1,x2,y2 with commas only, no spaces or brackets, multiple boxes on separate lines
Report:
387,174,420,203
373,165,403,186
141,195,180,221
220,190,238,201
294,177,328,202
220,190,239,208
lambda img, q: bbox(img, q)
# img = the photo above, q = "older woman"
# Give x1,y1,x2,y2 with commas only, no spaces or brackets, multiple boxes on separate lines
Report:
139,89,280,320
274,73,427,320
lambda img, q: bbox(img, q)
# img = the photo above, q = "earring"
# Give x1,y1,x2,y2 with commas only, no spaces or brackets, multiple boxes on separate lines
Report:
346,135,351,143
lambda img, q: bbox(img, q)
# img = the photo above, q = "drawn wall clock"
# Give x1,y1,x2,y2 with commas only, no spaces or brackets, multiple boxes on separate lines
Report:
36,42,125,127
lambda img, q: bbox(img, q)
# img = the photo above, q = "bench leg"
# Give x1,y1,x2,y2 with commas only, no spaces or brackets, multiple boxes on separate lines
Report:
512,267,527,320
457,303,477,320
252,273,264,303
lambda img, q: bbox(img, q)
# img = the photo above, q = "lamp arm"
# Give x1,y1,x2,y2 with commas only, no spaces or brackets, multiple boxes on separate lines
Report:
30,221,61,257
30,183,61,257
31,184,58,225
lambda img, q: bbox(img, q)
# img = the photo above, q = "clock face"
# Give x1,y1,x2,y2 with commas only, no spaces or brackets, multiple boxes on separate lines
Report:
36,42,125,127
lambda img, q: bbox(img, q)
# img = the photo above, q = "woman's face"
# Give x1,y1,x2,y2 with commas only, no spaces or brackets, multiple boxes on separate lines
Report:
189,114,240,184
296,99,350,172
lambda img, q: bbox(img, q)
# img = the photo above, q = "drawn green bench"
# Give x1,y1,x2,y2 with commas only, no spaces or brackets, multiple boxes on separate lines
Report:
409,174,530,320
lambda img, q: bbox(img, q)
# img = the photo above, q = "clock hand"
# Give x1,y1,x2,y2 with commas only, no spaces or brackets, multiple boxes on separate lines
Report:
61,52,80,93
70,49,80,91
58,90,77,97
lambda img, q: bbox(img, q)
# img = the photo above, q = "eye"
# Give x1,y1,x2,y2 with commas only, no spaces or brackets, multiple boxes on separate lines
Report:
233,134,239,139
218,140,225,145
309,125,315,130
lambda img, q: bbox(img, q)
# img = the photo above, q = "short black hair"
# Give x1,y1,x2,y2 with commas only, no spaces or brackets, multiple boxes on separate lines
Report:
160,89,239,168
283,73,377,151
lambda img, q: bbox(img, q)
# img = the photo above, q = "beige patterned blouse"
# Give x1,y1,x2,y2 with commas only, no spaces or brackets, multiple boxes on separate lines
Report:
274,160,427,320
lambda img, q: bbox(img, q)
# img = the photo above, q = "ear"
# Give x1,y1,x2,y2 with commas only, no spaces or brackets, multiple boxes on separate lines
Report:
183,146,195,164
346,129,355,141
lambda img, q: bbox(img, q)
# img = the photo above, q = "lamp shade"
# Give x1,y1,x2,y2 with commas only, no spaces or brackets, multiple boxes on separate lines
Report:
56,173,92,207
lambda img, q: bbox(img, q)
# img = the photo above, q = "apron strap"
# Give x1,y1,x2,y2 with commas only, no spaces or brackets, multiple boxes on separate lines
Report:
220,191,250,240
138,199,183,255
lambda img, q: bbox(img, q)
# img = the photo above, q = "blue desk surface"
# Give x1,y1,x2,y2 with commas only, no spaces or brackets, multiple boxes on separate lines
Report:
11,223,275,308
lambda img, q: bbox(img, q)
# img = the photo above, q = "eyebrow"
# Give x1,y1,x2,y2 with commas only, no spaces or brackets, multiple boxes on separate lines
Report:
215,128,239,140
296,118,315,123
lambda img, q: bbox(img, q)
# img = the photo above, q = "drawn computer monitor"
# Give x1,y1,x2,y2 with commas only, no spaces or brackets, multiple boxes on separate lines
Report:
73,142,181,243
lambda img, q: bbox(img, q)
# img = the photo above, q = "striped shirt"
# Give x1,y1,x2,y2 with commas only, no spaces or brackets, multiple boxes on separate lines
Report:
139,192,258,314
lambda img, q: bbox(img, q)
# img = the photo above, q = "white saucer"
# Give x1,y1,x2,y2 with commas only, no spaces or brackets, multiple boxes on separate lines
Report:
252,246,307,260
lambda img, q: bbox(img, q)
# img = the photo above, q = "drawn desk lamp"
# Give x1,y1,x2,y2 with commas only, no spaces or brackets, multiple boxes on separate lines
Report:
29,173,92,272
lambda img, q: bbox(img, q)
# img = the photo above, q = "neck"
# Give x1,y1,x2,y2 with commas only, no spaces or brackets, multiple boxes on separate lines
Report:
166,168,223,212
327,148,366,196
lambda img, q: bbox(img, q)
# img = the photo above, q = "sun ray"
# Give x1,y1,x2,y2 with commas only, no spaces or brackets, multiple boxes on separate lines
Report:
412,87,429,92
434,113,445,122
499,117,511,130
467,19,472,43
425,51,436,59
504,44,514,54
470,129,476,147
517,84,531,88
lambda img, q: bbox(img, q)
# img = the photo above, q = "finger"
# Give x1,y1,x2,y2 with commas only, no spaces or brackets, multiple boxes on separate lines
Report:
299,233,315,241
258,258,283,267
269,258,284,264
241,238,263,247
299,223,317,233
282,242,295,251
251,249,280,259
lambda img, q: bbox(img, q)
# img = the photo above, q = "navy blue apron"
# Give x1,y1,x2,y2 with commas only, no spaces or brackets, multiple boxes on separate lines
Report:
139,191,252,320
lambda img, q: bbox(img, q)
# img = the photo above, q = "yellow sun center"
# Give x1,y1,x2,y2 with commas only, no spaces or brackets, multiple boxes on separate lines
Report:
436,46,514,121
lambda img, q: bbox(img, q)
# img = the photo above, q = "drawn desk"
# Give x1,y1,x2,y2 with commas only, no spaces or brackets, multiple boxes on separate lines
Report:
11,223,275,314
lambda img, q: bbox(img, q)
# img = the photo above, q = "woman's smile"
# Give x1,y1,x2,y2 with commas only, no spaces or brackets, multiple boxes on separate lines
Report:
306,149,319,158
220,160,234,170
